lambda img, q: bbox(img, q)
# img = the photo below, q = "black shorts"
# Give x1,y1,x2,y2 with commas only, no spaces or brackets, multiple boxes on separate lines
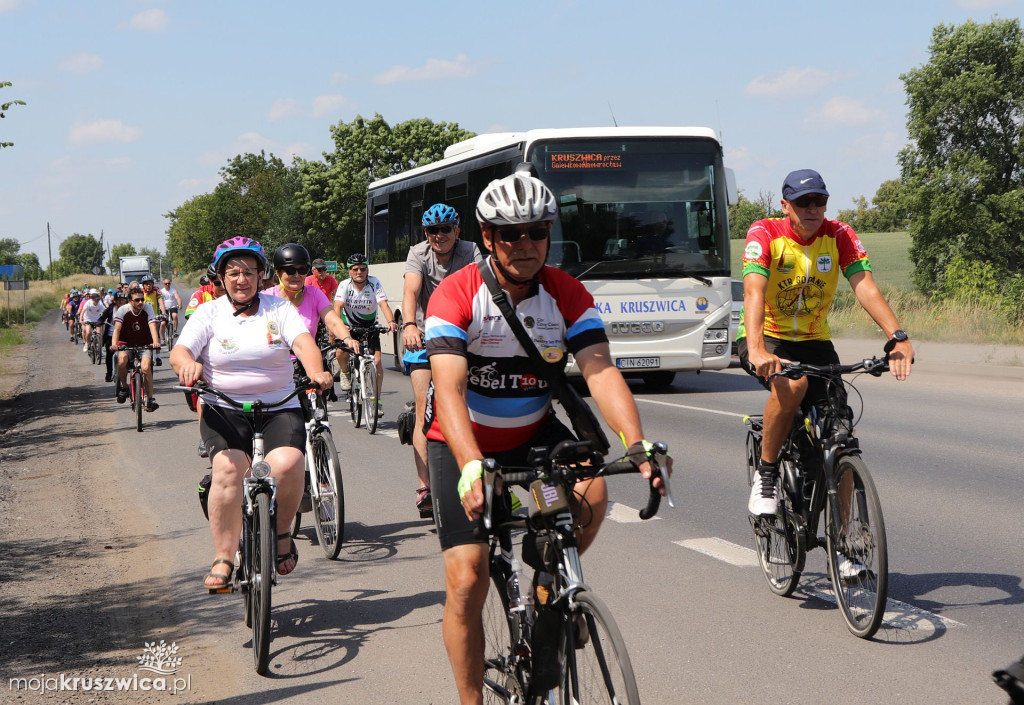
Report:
200,405,305,460
428,413,575,551
350,326,381,355
737,336,840,408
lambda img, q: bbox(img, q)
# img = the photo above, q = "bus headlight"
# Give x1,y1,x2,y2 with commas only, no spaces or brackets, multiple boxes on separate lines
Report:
702,325,729,358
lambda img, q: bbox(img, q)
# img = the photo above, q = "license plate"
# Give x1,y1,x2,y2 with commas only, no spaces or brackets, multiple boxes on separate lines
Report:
616,356,660,369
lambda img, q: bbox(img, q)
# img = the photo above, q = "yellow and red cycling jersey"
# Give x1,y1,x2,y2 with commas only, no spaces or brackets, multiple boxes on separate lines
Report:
185,285,216,317
739,217,871,342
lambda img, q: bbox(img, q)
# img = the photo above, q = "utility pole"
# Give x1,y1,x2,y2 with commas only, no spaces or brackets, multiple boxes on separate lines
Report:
47,222,53,282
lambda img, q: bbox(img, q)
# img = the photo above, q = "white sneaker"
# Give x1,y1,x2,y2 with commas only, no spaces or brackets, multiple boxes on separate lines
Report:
748,467,779,516
837,556,867,582
82,344,88,352
339,373,351,391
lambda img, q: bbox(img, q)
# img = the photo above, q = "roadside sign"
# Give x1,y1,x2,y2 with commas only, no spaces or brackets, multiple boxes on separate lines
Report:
0,264,24,280
325,260,338,272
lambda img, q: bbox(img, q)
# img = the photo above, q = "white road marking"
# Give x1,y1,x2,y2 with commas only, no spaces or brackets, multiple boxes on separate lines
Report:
605,501,660,523
634,397,747,419
677,537,966,631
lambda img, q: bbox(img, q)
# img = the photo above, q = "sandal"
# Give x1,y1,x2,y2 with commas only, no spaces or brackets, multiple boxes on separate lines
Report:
276,531,299,576
204,558,234,592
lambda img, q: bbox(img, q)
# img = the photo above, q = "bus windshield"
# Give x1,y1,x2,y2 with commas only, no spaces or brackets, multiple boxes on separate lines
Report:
529,137,730,280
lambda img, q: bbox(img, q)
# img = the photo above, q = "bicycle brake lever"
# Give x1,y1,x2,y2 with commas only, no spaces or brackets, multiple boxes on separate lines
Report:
481,458,498,531
639,441,673,519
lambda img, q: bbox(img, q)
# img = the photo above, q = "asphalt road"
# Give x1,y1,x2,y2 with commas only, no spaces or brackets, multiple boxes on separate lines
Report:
4,320,1022,704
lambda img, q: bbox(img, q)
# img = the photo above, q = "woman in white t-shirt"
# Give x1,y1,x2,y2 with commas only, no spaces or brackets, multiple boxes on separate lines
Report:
171,237,333,591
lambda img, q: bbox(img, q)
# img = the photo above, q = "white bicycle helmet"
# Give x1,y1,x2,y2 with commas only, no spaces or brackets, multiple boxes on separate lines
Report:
476,170,557,226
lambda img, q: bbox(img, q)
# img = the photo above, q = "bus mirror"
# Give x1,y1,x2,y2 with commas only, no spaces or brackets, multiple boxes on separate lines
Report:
725,167,738,206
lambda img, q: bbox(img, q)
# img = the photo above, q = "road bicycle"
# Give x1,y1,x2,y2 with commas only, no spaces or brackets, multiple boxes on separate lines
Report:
291,371,345,559
343,325,389,435
116,345,154,433
479,439,672,704
173,379,314,675
746,346,897,639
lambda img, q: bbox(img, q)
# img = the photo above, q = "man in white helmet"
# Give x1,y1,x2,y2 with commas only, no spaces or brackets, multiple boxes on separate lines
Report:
423,166,671,704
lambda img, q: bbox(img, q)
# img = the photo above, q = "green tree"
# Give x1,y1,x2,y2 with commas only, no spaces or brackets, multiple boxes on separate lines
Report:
0,237,20,264
871,179,909,231
57,233,104,275
166,192,219,273
18,252,43,279
297,114,475,257
1,81,26,150
899,18,1024,293
728,190,782,239
107,243,137,272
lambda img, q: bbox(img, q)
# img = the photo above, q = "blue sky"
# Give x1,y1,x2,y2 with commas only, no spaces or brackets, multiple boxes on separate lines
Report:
2,0,1020,267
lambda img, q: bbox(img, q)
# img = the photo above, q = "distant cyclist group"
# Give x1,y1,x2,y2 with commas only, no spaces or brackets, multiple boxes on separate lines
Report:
59,164,918,704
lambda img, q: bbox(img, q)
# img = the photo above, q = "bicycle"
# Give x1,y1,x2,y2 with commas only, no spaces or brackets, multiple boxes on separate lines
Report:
292,369,345,559
173,378,314,675
71,317,83,345
116,345,154,433
158,314,177,349
87,324,104,365
343,325,389,435
746,345,897,638
479,438,672,704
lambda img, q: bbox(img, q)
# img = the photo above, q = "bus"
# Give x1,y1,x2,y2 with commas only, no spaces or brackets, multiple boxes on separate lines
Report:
364,126,737,385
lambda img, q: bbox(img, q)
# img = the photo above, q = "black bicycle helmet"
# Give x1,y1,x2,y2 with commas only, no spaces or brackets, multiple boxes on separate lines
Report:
273,243,311,269
206,263,218,281
346,253,369,267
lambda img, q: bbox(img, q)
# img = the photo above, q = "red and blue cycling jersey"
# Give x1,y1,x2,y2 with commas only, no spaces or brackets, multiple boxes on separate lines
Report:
424,259,607,453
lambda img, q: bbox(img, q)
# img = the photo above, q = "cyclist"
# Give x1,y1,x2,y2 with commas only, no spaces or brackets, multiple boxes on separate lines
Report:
139,275,163,366
79,289,105,354
111,284,161,412
333,253,398,416
159,277,182,342
305,257,339,301
171,236,333,590
403,203,483,518
98,289,127,382
268,243,356,400
424,169,670,705
184,265,225,319
739,169,914,521
103,288,114,307
65,290,82,340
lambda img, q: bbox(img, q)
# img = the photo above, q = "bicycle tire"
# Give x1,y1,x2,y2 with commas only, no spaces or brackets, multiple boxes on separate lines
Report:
133,370,143,433
482,556,525,704
556,590,640,705
751,459,804,597
349,362,362,428
363,363,378,434
310,430,345,559
94,336,102,365
825,454,888,639
251,491,274,674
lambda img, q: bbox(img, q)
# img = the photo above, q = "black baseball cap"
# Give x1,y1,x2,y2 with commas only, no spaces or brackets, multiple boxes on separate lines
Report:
311,258,326,269
782,169,830,201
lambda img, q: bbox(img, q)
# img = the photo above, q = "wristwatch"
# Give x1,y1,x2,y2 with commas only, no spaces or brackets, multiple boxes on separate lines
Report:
889,329,909,342
402,321,417,328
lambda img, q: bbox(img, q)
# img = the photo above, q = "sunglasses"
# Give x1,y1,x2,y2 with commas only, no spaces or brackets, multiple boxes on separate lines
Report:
495,226,550,243
163,281,171,285
791,195,828,209
131,297,144,303
280,266,310,276
425,224,454,235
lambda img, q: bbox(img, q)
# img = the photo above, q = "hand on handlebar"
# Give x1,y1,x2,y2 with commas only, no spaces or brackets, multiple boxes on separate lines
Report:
309,370,334,391
343,337,361,355
177,360,204,387
402,324,423,352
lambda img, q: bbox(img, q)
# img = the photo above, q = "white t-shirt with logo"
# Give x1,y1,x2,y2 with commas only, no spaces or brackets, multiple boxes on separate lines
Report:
334,276,387,326
176,293,309,409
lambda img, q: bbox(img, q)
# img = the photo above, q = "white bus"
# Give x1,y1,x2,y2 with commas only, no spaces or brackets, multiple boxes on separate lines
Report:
365,126,737,385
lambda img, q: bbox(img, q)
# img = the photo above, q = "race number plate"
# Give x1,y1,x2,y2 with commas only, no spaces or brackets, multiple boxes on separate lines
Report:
616,356,661,369
531,480,570,516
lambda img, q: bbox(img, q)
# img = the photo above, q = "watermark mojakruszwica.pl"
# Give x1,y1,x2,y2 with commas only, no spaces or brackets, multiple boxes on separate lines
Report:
8,641,192,696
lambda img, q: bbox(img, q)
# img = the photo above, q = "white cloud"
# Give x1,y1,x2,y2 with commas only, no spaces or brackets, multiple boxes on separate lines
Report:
372,53,477,85
268,98,301,122
804,96,885,127
0,0,23,13
267,95,349,121
58,52,105,74
199,133,317,167
68,119,142,147
329,71,352,84
745,66,841,99
119,8,169,31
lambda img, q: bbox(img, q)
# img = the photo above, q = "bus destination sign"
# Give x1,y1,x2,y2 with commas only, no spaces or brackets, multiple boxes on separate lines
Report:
549,152,622,170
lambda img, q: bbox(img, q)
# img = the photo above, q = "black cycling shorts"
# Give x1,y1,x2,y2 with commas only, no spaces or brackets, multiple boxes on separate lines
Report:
350,326,381,355
428,413,575,551
200,405,305,460
737,336,840,408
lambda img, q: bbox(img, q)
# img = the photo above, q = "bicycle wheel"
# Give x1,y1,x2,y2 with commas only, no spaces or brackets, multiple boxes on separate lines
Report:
362,363,378,434
133,370,143,433
825,454,888,639
557,590,640,705
349,363,362,428
751,458,804,597
310,429,345,558
482,557,524,704
251,491,274,674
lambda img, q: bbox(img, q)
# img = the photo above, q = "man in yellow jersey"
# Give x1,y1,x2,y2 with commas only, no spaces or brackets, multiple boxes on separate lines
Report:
736,169,914,522
139,275,164,366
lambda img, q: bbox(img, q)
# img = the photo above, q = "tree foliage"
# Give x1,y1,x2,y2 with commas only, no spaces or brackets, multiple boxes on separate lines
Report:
166,193,218,273
728,190,782,239
297,113,475,257
107,243,137,272
54,233,104,276
899,18,1024,297
1,80,26,150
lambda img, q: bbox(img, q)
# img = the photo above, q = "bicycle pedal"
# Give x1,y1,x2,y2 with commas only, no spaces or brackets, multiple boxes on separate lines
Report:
207,585,235,595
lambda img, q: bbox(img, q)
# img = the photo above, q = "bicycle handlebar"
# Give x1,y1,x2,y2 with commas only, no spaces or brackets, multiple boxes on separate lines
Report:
172,377,317,411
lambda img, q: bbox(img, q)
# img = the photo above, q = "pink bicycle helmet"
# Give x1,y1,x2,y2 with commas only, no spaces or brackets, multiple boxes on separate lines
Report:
212,236,267,274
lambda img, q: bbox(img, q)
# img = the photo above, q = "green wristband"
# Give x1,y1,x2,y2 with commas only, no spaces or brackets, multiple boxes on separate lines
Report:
458,459,484,500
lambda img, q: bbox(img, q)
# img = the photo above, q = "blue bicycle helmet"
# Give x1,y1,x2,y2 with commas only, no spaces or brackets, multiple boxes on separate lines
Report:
212,236,267,274
422,203,460,226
